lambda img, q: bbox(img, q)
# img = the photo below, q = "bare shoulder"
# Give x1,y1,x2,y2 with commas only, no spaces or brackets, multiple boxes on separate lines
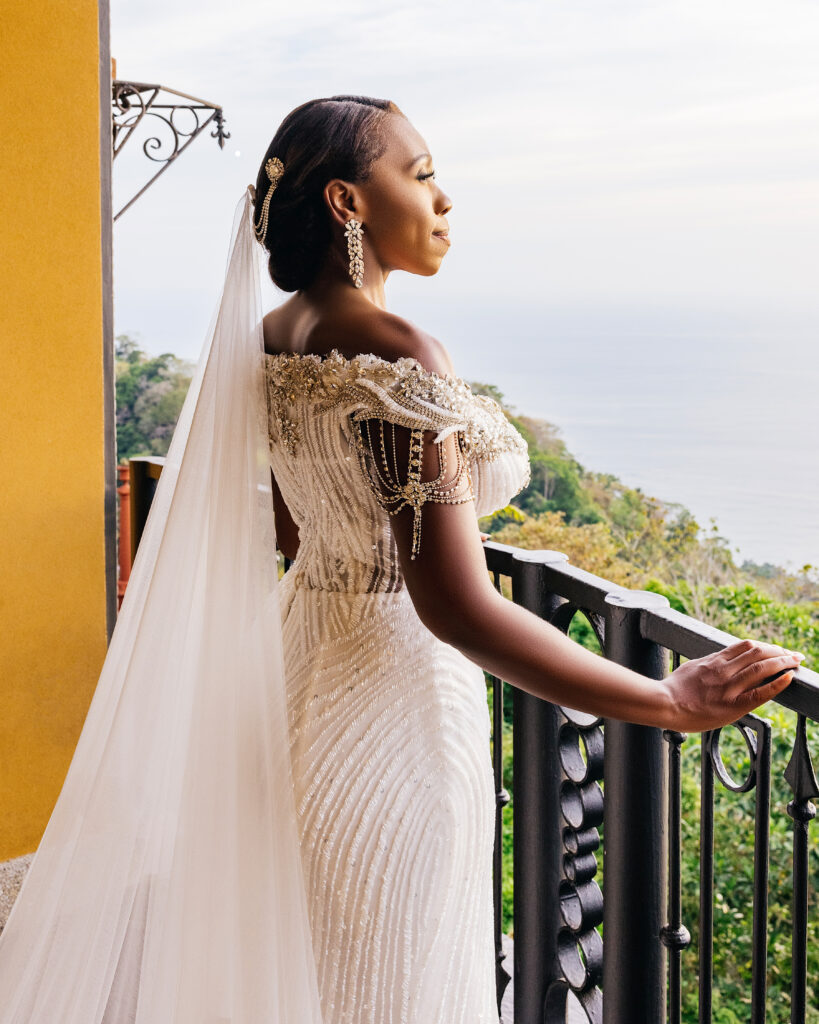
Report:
262,297,456,376
262,298,301,355
351,309,455,377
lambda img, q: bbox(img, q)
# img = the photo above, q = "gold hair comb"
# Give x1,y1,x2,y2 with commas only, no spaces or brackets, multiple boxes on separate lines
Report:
253,157,285,242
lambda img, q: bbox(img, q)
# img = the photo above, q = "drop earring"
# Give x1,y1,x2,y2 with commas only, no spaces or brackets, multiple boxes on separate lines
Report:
344,219,364,288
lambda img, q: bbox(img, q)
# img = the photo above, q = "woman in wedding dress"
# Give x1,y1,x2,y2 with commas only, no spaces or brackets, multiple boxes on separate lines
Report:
0,94,802,1024
254,96,803,1024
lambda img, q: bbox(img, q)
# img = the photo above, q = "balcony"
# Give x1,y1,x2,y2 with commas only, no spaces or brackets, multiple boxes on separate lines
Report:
124,458,819,1022
3,459,816,1024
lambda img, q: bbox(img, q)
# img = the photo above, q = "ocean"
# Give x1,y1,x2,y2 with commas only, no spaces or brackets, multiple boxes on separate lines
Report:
416,300,819,575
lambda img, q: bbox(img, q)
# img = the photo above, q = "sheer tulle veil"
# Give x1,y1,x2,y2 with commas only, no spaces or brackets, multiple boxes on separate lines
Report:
0,189,325,1022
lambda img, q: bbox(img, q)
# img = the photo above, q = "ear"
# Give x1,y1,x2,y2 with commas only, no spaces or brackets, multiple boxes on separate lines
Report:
323,179,360,228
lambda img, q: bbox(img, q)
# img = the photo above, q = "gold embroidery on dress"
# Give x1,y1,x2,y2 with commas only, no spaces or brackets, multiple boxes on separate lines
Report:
263,349,529,467
262,348,532,584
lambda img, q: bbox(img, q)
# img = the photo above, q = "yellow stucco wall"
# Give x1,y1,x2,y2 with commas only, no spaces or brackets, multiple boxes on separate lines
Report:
0,2,110,858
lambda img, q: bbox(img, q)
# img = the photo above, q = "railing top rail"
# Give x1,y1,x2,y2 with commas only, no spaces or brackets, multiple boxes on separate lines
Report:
483,541,629,615
641,601,819,718
483,540,819,721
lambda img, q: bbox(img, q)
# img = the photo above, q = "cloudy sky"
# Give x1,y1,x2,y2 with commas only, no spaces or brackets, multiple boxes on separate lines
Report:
110,0,819,568
112,0,819,355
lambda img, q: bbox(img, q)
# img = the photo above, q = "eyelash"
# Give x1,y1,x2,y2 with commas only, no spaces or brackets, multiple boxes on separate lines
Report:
418,171,436,181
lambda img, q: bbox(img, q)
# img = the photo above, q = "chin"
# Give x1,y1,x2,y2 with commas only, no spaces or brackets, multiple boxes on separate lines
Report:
417,257,447,277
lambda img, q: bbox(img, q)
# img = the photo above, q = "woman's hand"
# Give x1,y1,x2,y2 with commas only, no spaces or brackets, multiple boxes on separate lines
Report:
662,639,804,732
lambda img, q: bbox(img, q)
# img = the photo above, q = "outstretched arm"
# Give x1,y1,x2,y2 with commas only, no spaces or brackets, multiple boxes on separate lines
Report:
376,426,802,732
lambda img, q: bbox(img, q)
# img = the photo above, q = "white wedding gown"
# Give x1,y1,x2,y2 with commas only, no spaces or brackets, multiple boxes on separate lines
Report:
263,348,531,1024
0,189,531,1023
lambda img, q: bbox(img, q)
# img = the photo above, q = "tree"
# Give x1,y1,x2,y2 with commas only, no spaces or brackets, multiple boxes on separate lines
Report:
114,334,194,462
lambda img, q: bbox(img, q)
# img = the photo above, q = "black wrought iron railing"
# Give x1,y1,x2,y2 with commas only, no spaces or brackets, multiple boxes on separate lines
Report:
483,540,819,1024
123,466,818,1023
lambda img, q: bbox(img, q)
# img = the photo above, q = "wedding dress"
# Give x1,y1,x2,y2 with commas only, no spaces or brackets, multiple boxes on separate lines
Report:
0,185,529,1023
263,348,530,1023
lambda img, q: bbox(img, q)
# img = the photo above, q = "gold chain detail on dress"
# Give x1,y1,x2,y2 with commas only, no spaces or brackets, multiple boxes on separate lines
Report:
263,349,531,556
350,418,474,559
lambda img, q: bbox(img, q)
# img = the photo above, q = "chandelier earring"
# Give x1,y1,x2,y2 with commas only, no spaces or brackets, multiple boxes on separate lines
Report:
344,219,364,288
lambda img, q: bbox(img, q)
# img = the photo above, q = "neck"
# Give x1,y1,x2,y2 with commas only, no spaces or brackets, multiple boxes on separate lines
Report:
303,250,389,310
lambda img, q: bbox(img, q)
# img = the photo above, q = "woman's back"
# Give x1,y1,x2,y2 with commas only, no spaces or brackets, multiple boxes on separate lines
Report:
263,326,530,1023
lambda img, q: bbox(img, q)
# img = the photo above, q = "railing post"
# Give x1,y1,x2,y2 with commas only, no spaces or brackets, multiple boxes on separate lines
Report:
602,590,671,1024
128,457,165,561
511,549,570,1024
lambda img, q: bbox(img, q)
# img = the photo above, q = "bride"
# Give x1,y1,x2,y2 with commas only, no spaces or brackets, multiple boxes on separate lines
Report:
0,95,802,1023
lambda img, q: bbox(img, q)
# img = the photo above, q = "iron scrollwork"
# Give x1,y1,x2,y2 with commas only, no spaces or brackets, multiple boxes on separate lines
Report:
783,712,819,1020
551,605,606,1023
112,80,230,220
699,714,772,1022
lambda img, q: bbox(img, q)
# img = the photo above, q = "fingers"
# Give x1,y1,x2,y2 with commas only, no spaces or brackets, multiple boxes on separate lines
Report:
722,638,804,670
721,639,754,661
734,667,796,713
722,638,782,662
732,653,803,693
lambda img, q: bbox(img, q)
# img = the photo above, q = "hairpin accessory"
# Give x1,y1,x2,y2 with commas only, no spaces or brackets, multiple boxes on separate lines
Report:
253,156,285,242
344,218,364,288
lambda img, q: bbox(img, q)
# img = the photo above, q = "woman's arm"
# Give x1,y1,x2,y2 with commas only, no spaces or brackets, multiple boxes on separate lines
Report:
385,429,801,732
270,467,300,560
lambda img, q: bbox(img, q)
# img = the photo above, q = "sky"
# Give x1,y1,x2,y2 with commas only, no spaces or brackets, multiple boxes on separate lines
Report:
110,0,819,568
112,0,819,356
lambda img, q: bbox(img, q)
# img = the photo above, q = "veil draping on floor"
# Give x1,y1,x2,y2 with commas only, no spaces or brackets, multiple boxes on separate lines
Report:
0,190,325,1023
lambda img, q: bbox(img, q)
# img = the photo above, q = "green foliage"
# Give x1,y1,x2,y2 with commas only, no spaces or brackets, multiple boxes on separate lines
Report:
115,334,194,462
706,584,819,660
518,451,604,523
642,579,819,664
487,675,515,934
478,505,526,533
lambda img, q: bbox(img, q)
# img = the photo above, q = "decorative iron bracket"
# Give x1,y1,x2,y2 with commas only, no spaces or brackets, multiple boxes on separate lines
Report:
112,80,229,220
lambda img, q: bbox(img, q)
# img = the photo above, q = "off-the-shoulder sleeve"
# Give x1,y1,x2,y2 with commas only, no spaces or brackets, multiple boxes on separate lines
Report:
346,365,477,559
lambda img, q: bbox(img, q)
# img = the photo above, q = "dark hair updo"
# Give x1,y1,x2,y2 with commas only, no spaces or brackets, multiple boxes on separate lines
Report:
253,95,404,292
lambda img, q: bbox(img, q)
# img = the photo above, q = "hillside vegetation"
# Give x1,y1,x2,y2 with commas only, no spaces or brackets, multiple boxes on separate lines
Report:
470,380,819,650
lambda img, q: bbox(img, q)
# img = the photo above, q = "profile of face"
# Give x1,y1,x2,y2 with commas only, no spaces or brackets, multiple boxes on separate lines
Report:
325,114,453,280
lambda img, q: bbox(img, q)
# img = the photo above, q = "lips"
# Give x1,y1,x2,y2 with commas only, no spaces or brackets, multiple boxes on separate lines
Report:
432,230,450,245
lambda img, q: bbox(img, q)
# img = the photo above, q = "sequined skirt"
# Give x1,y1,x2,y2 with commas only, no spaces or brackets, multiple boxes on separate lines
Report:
278,574,500,1024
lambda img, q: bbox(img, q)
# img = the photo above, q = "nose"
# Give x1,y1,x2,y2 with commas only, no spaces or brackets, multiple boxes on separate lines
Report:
436,185,452,215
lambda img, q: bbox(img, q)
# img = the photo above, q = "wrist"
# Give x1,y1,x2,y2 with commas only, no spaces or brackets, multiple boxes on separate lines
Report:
645,676,676,730
605,665,677,729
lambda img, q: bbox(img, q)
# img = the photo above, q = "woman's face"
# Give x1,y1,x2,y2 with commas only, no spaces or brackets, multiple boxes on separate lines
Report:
355,114,453,277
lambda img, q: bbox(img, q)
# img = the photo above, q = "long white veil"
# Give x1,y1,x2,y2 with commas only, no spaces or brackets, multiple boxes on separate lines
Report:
0,189,325,1023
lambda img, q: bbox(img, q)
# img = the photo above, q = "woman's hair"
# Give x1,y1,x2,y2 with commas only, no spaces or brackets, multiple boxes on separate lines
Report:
253,95,404,292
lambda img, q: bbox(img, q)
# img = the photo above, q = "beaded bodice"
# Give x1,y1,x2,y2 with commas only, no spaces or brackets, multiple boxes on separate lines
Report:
264,349,530,593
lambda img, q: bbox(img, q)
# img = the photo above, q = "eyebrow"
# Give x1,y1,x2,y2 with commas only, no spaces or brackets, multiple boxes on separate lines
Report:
409,152,432,167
